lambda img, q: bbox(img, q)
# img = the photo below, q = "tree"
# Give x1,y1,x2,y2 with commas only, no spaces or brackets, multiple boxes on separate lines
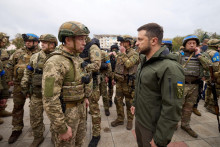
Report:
172,36,185,52
193,29,206,41
12,33,24,49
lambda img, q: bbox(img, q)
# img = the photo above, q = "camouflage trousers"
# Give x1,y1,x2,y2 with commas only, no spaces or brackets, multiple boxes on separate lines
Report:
89,84,101,137
0,104,7,111
181,84,198,127
108,77,114,103
100,76,109,110
30,93,45,138
205,84,220,110
12,84,26,131
52,101,87,147
115,81,134,122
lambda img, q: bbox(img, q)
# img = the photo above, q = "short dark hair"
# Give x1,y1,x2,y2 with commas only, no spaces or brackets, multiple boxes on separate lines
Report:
137,23,163,44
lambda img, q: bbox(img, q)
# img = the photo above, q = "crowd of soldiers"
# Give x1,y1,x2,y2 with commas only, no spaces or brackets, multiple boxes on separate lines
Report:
0,21,220,147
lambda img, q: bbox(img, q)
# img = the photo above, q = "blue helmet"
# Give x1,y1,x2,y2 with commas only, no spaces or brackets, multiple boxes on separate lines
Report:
183,35,199,47
162,40,172,44
22,33,39,42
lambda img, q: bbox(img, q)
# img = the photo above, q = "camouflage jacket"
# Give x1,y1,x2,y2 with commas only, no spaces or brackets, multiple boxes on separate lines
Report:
100,50,112,77
6,46,40,83
0,60,9,99
114,47,139,80
21,50,50,92
42,47,92,134
84,44,101,73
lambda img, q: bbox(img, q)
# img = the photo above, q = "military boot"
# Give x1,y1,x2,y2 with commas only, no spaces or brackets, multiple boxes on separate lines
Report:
206,105,219,115
0,118,4,124
0,110,12,117
8,130,22,144
88,135,100,147
193,108,201,116
111,119,124,127
30,137,44,147
181,126,198,138
126,121,133,130
0,134,3,141
105,109,110,116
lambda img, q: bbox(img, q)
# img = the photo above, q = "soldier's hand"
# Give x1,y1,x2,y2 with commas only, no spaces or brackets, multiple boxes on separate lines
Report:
150,139,158,147
112,51,117,56
85,98,89,108
81,61,89,68
195,47,201,56
130,106,135,115
120,46,126,54
0,99,7,107
8,81,14,86
105,77,109,83
112,79,116,86
59,126,72,141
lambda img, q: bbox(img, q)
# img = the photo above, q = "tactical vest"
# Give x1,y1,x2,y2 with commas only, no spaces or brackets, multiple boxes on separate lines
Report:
49,51,89,102
80,38,100,63
14,53,31,82
180,52,200,83
115,48,138,78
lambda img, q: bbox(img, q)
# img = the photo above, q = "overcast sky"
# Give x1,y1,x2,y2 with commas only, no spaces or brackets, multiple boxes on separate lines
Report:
1,0,219,40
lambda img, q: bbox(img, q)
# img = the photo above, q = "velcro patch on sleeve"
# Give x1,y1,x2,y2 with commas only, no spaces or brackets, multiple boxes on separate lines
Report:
44,77,55,97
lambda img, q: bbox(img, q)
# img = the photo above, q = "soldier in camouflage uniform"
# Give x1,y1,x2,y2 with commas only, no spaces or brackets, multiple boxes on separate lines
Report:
79,37,101,147
21,34,57,147
204,39,220,114
100,49,112,116
177,35,211,138
0,32,11,121
42,21,92,147
0,60,10,141
108,44,119,107
7,33,40,144
111,35,139,130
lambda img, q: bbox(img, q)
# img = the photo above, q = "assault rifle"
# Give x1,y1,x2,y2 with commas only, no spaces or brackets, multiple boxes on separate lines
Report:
209,65,220,133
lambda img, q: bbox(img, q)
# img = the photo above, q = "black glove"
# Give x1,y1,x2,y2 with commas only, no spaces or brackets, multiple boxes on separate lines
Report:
82,75,90,84
100,63,108,70
81,61,89,68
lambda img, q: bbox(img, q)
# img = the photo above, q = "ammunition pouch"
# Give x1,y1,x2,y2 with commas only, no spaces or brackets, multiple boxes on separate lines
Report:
32,73,43,87
15,66,25,82
62,82,85,102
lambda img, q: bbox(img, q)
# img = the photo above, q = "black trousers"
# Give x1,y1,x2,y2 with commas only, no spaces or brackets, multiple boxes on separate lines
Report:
135,119,153,147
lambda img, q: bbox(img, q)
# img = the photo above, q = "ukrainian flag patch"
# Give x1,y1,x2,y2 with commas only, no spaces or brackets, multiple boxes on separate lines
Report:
177,81,183,86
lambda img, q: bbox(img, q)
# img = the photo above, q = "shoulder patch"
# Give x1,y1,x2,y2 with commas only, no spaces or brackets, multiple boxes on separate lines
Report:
95,52,100,57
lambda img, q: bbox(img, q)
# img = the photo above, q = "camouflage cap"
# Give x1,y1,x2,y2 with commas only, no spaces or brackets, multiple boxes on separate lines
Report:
39,34,58,46
0,32,9,43
208,39,220,47
58,21,90,42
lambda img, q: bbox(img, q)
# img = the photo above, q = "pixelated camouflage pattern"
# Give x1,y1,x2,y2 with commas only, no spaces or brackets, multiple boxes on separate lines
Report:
6,46,40,83
208,39,220,47
58,21,90,42
39,34,58,46
0,60,9,99
84,44,101,73
30,94,45,138
0,49,10,82
42,47,90,136
7,46,40,131
114,47,139,122
21,50,48,95
0,32,9,43
100,50,112,77
181,84,198,127
53,102,86,147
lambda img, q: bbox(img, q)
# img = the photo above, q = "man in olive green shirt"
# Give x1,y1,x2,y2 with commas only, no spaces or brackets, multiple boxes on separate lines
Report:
131,23,185,147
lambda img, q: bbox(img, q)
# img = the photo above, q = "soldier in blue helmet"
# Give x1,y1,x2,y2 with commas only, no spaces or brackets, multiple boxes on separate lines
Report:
6,33,40,144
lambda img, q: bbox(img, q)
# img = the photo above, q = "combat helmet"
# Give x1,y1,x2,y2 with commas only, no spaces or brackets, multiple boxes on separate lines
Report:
22,33,39,42
117,35,133,44
0,32,9,43
39,34,58,46
207,39,220,49
182,35,200,47
110,44,119,52
58,21,90,42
